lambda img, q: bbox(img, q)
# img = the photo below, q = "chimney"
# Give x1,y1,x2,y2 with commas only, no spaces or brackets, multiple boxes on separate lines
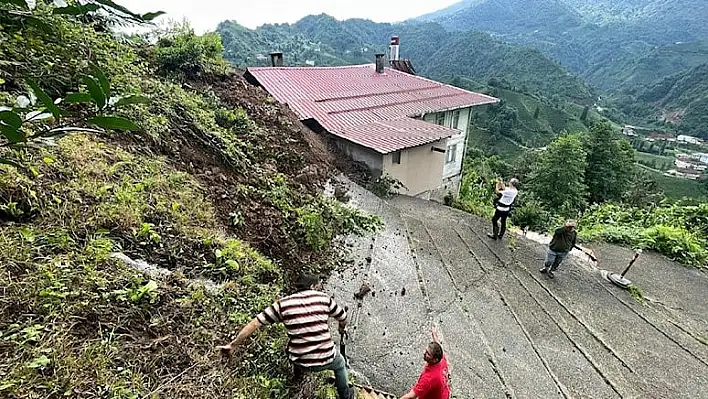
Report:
375,53,385,73
270,52,284,67
389,36,400,62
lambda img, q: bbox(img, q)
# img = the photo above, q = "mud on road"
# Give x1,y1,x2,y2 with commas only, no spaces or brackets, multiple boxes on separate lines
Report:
326,177,708,399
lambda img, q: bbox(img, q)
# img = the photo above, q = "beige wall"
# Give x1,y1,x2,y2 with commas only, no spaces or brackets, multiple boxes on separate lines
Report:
422,107,471,179
382,140,447,196
335,140,384,177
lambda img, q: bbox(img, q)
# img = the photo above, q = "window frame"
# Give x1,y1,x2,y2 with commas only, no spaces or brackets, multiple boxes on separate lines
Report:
435,112,445,126
392,150,401,164
451,110,460,129
445,144,457,164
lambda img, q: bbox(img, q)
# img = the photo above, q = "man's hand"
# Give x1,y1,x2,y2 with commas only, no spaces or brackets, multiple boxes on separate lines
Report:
216,343,236,359
431,326,440,344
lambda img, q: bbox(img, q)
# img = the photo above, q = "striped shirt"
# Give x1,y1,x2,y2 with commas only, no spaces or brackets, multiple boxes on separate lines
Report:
257,290,347,367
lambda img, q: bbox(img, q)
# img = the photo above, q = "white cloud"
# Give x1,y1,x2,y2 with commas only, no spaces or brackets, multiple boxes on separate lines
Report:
118,0,460,33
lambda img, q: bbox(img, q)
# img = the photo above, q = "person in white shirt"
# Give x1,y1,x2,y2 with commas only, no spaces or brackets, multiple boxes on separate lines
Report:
487,178,519,240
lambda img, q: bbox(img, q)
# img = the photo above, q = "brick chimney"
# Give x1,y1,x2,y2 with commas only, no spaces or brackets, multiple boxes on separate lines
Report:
270,52,284,67
375,53,385,73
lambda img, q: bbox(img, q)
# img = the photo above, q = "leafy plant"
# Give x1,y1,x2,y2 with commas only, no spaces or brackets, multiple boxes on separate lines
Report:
155,23,228,79
112,278,159,304
366,174,406,198
0,69,147,167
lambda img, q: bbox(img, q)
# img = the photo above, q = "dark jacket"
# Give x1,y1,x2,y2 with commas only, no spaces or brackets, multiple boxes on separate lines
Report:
549,227,577,253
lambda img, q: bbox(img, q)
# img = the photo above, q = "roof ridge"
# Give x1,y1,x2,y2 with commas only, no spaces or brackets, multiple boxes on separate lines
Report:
314,85,441,103
248,64,375,71
326,91,470,116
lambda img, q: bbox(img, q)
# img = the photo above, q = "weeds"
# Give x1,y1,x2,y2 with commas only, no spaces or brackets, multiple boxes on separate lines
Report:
628,285,645,303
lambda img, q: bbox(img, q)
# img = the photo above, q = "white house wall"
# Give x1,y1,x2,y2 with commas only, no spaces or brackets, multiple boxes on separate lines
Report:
423,108,470,179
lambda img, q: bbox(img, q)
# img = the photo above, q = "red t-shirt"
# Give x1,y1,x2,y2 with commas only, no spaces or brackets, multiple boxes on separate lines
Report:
413,356,450,399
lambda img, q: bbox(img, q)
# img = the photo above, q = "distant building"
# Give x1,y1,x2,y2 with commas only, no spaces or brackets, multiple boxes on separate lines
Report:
677,135,703,145
689,152,708,164
305,60,315,66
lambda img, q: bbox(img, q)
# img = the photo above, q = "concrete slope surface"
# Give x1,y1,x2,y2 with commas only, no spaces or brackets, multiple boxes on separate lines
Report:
325,177,708,399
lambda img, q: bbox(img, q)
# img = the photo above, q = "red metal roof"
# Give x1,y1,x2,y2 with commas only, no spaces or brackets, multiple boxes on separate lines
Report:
246,64,499,153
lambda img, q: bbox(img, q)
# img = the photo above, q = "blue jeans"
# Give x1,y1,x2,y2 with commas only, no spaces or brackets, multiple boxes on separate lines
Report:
544,249,568,271
299,353,350,399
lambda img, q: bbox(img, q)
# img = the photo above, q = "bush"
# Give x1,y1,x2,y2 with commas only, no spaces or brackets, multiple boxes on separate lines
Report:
366,175,405,198
296,199,382,251
155,23,227,79
511,194,551,232
640,225,708,266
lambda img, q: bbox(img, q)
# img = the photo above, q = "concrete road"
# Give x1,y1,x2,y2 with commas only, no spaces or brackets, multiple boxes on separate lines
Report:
325,178,708,399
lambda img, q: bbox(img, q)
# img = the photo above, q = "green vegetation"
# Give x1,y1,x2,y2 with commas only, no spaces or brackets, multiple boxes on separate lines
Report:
530,133,588,214
642,167,707,200
0,2,381,397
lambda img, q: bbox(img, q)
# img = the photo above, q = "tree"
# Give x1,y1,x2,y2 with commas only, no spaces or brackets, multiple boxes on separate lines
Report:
155,23,226,79
580,105,589,123
533,106,540,119
530,133,588,215
623,169,665,207
583,122,636,204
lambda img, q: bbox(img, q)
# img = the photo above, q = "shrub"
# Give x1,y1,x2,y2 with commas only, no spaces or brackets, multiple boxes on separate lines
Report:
366,175,405,198
155,23,227,79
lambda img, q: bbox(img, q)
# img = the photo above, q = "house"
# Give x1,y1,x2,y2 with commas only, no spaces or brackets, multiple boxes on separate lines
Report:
677,135,703,145
245,50,498,200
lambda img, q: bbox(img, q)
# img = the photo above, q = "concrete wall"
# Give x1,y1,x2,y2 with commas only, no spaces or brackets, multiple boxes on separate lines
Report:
335,140,384,177
423,107,471,179
382,140,447,196
421,174,462,203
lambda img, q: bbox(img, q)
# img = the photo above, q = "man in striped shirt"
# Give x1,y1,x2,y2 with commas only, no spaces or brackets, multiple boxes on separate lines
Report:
217,274,354,399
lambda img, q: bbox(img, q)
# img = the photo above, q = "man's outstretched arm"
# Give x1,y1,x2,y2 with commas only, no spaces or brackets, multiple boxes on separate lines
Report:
400,389,418,399
216,317,263,357
432,327,441,345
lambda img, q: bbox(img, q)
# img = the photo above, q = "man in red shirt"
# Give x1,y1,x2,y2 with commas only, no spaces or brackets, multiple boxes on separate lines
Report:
400,328,451,399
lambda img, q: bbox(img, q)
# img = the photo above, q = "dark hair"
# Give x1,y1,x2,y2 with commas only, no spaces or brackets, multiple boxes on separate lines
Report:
428,342,443,362
294,273,320,292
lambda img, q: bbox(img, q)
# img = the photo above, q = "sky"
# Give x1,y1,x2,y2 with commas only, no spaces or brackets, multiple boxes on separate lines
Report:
118,0,461,33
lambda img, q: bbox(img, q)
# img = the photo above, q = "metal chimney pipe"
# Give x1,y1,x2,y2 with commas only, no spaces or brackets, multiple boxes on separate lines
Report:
270,52,284,67
390,36,400,62
375,53,385,73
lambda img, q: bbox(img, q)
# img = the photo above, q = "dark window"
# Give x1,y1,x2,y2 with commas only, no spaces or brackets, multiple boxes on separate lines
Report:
435,113,445,126
392,150,401,164
452,110,460,129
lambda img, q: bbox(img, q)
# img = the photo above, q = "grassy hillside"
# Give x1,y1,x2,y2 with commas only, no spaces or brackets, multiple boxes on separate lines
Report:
587,41,708,91
0,4,380,398
620,64,708,138
641,167,706,200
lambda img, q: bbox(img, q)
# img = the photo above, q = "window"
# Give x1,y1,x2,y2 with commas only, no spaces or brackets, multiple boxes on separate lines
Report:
392,150,401,164
451,110,460,129
446,144,457,164
435,112,445,126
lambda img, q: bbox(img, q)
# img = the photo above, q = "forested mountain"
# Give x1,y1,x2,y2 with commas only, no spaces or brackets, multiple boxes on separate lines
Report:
414,0,708,136
216,16,595,104
587,41,708,92
418,0,708,83
620,64,708,136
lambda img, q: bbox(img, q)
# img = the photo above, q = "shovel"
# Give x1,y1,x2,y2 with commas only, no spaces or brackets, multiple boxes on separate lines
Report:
340,305,350,368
